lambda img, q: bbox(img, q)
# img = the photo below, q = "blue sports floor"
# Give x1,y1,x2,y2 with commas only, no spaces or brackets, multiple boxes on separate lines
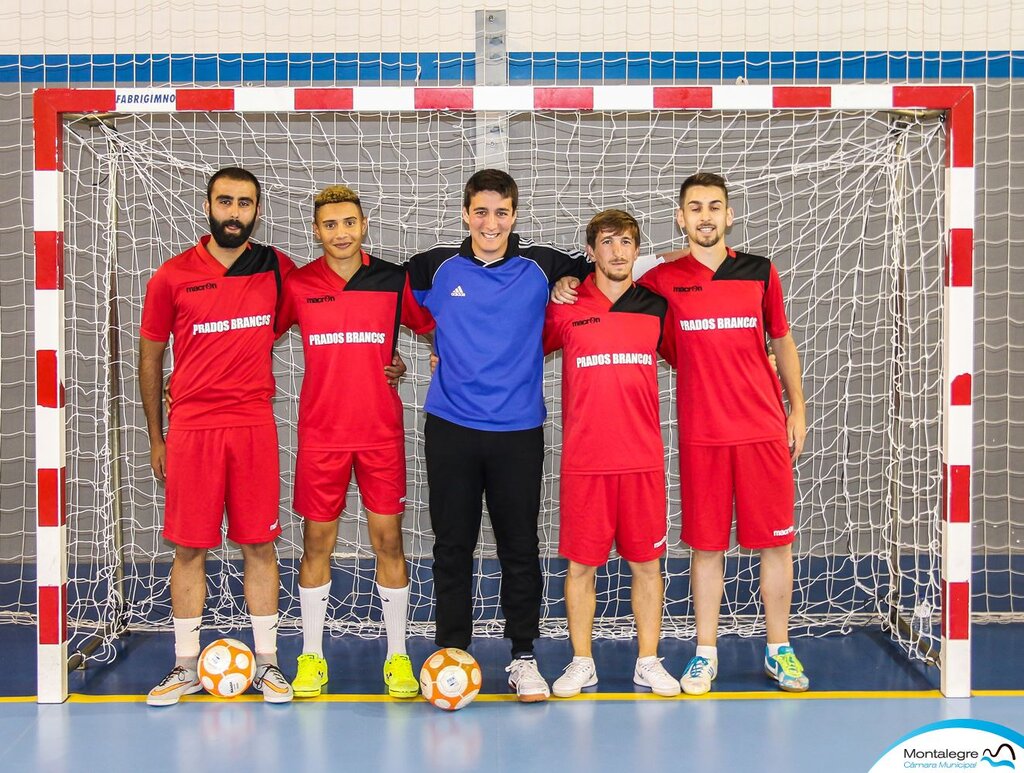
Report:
1,624,1022,772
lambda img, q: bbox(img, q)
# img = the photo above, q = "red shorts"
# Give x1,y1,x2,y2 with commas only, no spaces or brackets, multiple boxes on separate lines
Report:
293,441,406,520
559,470,667,566
163,424,281,549
679,440,795,551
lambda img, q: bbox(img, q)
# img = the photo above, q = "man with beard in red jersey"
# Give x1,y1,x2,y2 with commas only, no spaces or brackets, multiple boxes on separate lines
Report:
140,168,295,706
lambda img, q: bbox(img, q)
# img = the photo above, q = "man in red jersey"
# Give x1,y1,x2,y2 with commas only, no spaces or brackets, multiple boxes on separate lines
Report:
276,185,434,699
553,172,809,695
543,210,680,698
140,167,295,705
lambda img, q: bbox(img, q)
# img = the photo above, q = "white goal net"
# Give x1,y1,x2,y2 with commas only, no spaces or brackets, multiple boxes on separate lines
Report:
57,104,948,665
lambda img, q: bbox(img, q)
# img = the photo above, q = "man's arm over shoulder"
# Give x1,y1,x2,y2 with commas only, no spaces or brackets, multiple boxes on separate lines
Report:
635,260,668,294
275,270,299,337
400,272,436,335
522,241,593,284
405,245,460,297
273,249,298,280
656,296,678,368
541,299,565,355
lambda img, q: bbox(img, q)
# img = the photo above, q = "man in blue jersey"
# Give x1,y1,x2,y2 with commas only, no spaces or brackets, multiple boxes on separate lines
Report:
407,169,591,702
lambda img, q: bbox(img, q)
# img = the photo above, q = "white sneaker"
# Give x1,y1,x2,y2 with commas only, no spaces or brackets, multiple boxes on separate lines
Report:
253,663,294,703
147,665,202,706
505,656,550,703
552,657,598,698
633,657,681,697
679,655,717,696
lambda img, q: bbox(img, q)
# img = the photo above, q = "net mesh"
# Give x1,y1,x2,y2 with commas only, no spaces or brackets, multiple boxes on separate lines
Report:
56,106,947,662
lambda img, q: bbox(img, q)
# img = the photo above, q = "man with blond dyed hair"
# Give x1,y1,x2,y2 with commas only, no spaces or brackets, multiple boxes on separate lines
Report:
276,184,435,698
543,209,679,698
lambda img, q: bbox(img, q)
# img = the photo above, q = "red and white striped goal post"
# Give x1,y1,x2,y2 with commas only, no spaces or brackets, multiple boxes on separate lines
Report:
32,83,974,702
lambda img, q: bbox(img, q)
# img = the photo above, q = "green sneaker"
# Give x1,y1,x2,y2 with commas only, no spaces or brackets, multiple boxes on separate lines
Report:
292,653,328,698
383,654,419,699
764,645,809,692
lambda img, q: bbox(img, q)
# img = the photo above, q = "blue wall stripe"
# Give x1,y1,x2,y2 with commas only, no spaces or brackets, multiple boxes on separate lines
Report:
1,50,1021,85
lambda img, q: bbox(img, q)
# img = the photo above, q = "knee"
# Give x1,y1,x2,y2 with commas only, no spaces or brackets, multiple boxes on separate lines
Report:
760,544,792,559
693,548,724,566
174,545,207,565
240,540,276,565
628,559,662,580
303,523,337,561
567,562,597,583
371,524,405,561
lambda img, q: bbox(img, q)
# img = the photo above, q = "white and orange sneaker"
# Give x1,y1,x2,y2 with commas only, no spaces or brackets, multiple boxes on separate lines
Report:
147,665,202,706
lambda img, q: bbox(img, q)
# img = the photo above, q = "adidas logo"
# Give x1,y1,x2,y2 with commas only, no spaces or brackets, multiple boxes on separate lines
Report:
450,285,466,297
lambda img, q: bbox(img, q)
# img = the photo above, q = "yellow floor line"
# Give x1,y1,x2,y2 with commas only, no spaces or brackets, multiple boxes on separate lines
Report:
2,689,1021,704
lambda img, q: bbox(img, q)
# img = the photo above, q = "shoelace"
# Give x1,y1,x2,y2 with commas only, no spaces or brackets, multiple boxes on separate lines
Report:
773,652,802,676
156,666,190,687
687,656,710,678
506,659,538,678
638,657,667,675
562,660,593,679
253,664,283,689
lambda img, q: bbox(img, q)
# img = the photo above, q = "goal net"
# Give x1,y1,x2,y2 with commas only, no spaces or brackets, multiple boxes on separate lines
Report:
43,90,955,683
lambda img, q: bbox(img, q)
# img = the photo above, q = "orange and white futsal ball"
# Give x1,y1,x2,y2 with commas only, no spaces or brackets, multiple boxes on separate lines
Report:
419,648,482,711
198,638,255,698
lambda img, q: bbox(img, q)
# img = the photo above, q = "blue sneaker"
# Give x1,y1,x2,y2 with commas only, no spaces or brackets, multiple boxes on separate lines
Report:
764,646,809,692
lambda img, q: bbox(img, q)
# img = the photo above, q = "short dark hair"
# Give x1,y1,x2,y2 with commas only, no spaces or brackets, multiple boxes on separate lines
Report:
207,167,262,205
586,209,641,248
679,172,728,206
463,168,518,212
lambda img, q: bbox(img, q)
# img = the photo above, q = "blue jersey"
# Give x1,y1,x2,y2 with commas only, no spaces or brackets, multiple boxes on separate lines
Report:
408,234,591,431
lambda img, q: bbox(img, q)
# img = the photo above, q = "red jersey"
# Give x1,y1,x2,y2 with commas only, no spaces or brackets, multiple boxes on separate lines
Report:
637,247,790,445
277,252,435,451
543,275,668,474
140,236,295,429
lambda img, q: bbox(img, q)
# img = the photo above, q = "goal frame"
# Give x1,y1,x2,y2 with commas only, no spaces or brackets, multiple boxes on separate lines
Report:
32,83,975,703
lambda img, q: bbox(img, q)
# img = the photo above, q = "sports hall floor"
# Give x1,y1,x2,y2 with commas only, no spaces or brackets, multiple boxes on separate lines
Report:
1,624,1022,772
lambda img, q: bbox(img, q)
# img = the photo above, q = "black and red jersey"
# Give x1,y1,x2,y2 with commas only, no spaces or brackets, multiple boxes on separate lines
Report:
140,235,295,429
637,247,790,446
543,275,668,474
277,251,434,451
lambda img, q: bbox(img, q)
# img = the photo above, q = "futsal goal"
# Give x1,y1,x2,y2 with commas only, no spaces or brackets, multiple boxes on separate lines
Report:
31,84,974,702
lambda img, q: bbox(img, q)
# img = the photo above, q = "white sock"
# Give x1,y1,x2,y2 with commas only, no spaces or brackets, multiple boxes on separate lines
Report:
173,616,202,668
767,642,790,658
695,645,718,662
250,613,280,665
377,583,409,657
299,582,331,657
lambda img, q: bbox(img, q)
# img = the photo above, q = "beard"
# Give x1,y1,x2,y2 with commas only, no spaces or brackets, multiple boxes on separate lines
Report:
208,213,256,249
598,265,632,282
688,226,723,249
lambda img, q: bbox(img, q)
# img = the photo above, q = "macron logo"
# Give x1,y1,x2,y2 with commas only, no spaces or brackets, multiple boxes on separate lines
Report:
450,285,466,297
772,526,794,537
